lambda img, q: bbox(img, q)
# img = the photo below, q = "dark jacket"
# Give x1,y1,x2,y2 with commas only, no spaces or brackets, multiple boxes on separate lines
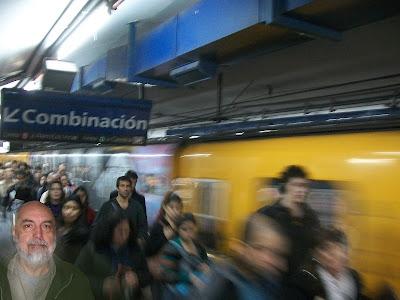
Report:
285,259,364,300
259,201,320,275
2,182,36,211
94,197,148,240
0,256,94,300
110,189,147,224
75,241,151,300
145,220,175,257
55,222,90,264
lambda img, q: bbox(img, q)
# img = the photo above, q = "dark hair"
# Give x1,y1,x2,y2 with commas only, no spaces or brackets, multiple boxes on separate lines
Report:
280,165,308,193
158,191,183,221
58,195,85,226
73,186,89,207
93,212,137,251
15,169,28,179
176,213,196,229
15,184,34,202
317,227,348,249
45,181,65,204
125,170,138,180
116,175,132,188
243,213,285,244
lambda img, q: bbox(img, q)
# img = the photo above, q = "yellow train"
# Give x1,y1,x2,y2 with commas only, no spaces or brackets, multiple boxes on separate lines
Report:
175,130,400,296
1,129,399,295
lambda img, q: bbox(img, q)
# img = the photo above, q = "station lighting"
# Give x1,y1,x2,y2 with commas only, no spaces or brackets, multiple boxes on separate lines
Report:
0,80,20,94
57,5,109,59
45,59,78,73
41,59,78,92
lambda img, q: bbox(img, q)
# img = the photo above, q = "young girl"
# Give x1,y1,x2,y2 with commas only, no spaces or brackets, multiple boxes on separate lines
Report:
160,213,209,299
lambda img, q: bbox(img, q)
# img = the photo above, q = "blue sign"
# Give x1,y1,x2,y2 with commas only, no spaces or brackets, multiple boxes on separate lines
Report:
0,89,152,145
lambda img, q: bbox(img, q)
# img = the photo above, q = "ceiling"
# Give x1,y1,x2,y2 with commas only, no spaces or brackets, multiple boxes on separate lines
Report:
0,0,198,86
0,0,400,150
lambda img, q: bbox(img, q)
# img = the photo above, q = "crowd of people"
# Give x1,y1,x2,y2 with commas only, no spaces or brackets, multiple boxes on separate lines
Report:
0,160,397,299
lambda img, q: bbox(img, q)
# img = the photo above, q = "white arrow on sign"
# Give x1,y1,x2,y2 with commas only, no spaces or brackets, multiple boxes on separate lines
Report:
3,108,20,123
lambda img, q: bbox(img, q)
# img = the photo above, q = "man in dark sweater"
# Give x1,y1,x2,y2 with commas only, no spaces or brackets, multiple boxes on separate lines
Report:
259,165,320,276
95,176,148,241
109,170,147,226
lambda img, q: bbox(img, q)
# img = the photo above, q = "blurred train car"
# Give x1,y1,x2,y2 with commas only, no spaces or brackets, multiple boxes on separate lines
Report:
0,129,399,296
175,129,400,296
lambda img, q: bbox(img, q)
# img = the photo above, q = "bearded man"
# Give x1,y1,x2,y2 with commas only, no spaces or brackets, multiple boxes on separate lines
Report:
0,201,93,300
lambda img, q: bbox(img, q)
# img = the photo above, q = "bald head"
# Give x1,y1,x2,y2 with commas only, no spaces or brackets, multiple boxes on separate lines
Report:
14,201,55,227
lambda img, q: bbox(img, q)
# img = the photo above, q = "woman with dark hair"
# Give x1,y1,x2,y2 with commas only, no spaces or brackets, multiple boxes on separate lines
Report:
44,180,65,218
146,191,183,257
55,195,90,263
145,190,183,298
73,186,96,225
160,213,209,299
76,212,151,300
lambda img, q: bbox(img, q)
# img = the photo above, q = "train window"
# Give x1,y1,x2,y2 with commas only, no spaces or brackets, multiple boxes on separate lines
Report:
172,178,229,251
256,178,348,227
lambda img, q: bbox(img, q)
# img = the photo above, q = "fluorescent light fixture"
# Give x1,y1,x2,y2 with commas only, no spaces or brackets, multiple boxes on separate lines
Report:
0,80,20,90
189,135,200,139
24,79,41,91
45,60,78,73
44,0,90,48
258,129,276,133
57,5,109,59
235,132,244,136
31,153,172,158
1,0,70,52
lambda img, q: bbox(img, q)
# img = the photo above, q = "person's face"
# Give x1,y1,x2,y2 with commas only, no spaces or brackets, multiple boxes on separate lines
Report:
317,242,348,277
62,200,81,224
76,190,87,204
60,176,68,187
117,180,132,198
13,203,56,266
112,219,130,247
34,171,42,183
246,227,288,279
164,201,183,221
49,183,63,201
178,221,197,242
285,177,309,205
39,175,47,186
15,174,27,184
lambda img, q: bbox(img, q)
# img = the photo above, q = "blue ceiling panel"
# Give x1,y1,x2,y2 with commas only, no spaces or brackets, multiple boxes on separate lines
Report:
176,0,260,56
131,17,178,75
